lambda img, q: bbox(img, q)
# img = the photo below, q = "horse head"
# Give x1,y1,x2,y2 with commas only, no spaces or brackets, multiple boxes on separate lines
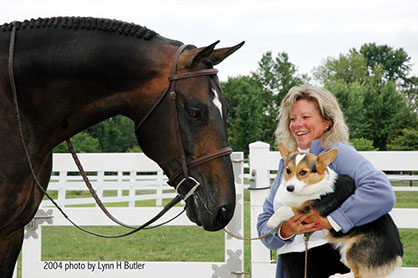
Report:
135,41,244,231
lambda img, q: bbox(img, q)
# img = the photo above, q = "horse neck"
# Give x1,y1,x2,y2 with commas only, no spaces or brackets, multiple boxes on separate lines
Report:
10,27,178,149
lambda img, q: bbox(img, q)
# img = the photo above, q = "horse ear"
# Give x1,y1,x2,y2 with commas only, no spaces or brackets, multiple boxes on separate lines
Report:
209,41,245,65
181,41,220,69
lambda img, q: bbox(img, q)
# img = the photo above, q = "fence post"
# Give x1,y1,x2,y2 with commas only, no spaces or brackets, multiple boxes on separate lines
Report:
156,170,164,206
97,171,104,206
129,171,136,207
58,170,66,207
223,152,245,276
249,141,276,277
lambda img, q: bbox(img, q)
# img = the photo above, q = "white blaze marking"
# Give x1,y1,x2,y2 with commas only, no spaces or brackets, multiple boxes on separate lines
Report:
212,88,223,119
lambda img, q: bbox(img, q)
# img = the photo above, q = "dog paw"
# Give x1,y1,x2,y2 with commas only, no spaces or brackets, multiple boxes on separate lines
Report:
266,207,294,228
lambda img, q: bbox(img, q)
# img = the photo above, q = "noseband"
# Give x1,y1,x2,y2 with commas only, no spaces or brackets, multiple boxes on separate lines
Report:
135,44,233,201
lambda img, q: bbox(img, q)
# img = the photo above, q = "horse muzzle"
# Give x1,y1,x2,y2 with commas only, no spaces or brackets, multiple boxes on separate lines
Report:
174,175,235,231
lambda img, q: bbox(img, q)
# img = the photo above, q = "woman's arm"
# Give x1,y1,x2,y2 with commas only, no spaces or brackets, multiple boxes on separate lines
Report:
326,143,395,233
257,160,295,249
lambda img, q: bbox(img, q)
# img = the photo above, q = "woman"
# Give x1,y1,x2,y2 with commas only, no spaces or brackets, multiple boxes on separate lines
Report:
257,85,395,278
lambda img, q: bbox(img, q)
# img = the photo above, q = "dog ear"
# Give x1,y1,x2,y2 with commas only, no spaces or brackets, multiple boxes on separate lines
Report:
317,149,338,173
279,142,292,161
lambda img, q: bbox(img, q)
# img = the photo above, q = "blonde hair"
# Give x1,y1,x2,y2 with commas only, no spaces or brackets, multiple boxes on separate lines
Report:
275,84,350,151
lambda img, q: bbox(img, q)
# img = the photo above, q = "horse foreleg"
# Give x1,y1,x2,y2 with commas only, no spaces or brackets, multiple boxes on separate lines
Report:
0,228,24,278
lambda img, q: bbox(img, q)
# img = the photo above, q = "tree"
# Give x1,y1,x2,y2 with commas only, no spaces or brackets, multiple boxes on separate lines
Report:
86,115,138,152
387,128,418,151
250,51,307,146
313,44,417,150
353,43,412,83
351,138,378,151
54,132,101,153
53,115,139,153
221,76,263,154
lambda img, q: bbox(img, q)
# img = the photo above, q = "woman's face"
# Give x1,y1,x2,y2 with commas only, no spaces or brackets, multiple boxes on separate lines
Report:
289,99,330,149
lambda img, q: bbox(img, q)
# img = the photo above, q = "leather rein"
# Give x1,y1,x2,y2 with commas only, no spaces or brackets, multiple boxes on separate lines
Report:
8,22,232,237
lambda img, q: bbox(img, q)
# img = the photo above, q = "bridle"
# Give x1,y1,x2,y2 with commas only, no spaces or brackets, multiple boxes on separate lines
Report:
8,22,232,237
134,44,233,201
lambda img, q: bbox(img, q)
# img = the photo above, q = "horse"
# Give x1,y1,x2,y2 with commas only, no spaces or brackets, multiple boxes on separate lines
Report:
0,17,244,277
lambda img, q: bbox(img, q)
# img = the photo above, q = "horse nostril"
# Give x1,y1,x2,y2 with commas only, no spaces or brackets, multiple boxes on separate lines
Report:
287,185,295,192
216,206,229,224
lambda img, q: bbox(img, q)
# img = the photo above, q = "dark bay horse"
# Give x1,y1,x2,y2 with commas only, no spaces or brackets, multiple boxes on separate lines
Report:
0,17,243,277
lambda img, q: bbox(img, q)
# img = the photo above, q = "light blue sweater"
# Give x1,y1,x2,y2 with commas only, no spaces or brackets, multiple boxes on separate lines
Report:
256,139,395,278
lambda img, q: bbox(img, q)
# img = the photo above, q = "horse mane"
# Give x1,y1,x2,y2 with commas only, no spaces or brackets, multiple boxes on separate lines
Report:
1,17,157,40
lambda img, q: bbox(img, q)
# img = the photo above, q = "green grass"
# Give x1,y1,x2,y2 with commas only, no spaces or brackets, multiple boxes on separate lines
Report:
399,229,418,267
16,187,418,278
394,191,418,208
41,226,224,262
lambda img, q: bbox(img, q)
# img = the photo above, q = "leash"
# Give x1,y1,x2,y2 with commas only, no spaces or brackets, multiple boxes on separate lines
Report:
223,225,281,241
304,232,310,278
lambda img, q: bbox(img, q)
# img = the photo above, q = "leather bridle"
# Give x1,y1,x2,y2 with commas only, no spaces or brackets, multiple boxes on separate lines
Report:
134,44,233,201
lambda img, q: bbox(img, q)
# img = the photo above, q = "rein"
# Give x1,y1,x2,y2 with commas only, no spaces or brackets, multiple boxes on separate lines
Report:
8,22,231,237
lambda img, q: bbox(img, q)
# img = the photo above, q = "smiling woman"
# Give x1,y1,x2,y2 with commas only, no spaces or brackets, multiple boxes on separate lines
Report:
257,85,398,278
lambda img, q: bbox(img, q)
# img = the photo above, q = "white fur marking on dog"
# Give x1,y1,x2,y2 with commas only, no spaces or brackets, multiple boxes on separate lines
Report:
295,153,306,166
212,88,223,119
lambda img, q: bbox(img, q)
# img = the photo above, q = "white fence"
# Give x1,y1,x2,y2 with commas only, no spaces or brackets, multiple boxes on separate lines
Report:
43,153,173,207
19,152,245,278
16,144,418,277
248,141,418,278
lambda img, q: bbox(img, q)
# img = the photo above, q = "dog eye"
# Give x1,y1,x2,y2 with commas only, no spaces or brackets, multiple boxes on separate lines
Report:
286,168,291,174
299,170,307,176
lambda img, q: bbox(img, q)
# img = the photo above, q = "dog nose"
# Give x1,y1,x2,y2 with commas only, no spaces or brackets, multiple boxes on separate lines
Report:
287,185,295,192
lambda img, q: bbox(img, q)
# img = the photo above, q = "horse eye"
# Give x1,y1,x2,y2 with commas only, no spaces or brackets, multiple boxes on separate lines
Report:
299,170,307,176
186,108,201,120
286,168,291,174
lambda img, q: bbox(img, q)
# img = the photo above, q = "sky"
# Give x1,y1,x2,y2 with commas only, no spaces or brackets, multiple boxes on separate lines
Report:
2,0,418,81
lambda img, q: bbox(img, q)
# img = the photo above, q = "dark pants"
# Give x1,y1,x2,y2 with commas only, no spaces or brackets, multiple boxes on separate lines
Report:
281,243,350,278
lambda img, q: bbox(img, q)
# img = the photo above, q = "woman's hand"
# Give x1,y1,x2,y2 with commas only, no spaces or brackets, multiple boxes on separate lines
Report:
303,208,333,230
279,214,322,238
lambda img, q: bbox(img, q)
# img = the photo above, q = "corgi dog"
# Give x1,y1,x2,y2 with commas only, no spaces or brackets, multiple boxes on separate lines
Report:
267,142,403,278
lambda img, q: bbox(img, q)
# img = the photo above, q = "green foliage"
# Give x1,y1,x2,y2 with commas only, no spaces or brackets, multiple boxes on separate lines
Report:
351,138,378,151
354,43,412,82
221,52,307,153
250,52,307,146
222,76,264,154
313,44,417,150
86,115,137,152
54,115,138,153
387,128,418,151
54,132,101,153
